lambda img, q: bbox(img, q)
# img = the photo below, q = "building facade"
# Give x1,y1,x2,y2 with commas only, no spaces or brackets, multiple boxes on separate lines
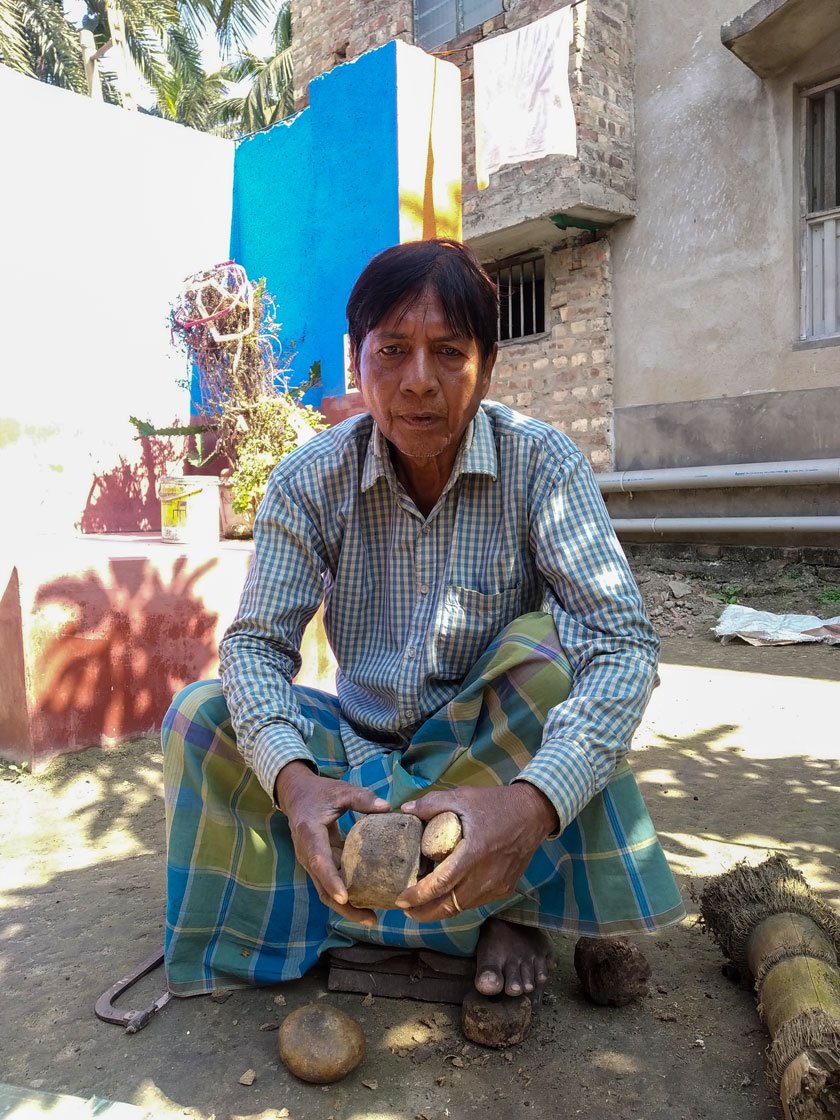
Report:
293,0,840,528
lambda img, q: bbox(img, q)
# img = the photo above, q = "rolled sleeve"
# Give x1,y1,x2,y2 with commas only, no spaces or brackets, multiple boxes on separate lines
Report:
520,446,660,830
250,722,318,805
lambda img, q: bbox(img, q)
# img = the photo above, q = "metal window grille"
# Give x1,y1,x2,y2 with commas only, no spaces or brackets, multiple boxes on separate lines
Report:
803,81,840,338
485,255,546,342
414,0,503,51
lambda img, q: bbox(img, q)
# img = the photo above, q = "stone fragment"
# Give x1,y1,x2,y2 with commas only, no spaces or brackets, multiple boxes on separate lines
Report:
461,990,532,1048
574,936,651,1006
238,1069,256,1085
420,812,462,862
277,1004,365,1084
668,579,693,600
341,815,423,908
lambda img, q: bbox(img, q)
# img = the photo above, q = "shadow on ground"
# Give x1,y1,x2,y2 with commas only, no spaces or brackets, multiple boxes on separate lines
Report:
2,640,838,1118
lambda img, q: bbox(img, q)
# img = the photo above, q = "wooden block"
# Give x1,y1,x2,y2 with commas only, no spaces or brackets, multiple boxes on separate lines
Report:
327,966,473,1004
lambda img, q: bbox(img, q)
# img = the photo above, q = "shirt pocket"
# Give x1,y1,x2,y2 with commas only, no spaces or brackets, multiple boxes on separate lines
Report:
435,584,522,682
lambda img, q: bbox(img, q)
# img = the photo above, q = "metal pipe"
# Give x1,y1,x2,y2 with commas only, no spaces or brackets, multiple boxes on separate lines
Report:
612,516,840,536
598,458,840,494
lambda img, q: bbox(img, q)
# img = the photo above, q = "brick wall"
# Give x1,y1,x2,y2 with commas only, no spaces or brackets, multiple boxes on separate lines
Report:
491,232,613,469
292,1,636,229
291,0,627,468
292,0,413,103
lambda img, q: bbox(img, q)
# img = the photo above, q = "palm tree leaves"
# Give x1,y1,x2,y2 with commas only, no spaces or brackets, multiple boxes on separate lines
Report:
1,0,87,93
182,0,276,58
0,0,295,136
0,1,34,76
215,4,294,134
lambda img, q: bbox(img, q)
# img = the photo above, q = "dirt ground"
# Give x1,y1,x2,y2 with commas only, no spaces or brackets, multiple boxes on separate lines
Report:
1,566,838,1120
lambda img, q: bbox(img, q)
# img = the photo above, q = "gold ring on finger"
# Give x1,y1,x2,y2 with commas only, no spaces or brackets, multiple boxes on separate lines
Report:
450,888,462,913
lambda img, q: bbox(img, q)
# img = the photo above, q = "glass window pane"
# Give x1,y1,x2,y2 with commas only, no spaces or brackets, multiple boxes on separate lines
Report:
414,0,457,49
461,0,503,31
810,96,825,213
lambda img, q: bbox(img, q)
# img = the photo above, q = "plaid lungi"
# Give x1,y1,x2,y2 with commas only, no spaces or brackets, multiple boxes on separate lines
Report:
163,612,684,996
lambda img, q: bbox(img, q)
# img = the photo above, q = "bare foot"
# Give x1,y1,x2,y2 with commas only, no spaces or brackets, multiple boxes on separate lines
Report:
474,917,556,997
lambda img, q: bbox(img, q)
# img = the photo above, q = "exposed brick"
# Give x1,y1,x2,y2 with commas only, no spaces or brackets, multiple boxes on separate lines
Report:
492,234,614,465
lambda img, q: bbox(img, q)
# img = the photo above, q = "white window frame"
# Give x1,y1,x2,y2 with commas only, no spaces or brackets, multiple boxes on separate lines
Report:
800,77,840,341
484,253,547,343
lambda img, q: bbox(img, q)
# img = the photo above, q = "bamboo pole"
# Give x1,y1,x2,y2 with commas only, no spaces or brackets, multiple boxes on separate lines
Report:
699,856,840,1120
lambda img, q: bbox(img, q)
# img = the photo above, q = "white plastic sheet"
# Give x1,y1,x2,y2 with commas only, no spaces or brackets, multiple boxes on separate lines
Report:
714,604,840,646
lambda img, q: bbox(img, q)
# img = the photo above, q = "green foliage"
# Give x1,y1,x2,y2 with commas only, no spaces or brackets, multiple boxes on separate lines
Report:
129,416,220,468
132,266,325,531
716,584,742,605
2,759,30,782
226,394,325,514
1,1,292,137
0,0,88,93
817,588,840,604
213,3,293,135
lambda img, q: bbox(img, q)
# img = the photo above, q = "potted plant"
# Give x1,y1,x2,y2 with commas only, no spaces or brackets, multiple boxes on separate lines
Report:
131,261,325,539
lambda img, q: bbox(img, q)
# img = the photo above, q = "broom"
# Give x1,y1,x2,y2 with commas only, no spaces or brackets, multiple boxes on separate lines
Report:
698,853,840,1120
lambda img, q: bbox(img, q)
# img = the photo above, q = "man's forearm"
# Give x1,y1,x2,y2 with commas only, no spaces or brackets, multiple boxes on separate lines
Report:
219,630,317,800
515,645,658,835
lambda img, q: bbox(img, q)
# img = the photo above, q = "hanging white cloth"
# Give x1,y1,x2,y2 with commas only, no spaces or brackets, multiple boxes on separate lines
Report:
473,6,577,190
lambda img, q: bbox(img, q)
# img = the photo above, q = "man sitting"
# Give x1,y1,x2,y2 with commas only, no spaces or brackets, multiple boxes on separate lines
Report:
162,239,684,1001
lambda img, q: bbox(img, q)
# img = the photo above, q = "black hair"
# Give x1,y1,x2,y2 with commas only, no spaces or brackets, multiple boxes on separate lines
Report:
346,239,499,364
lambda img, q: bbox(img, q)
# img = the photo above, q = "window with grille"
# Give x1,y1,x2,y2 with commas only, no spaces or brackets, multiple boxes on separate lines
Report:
414,0,503,51
485,255,546,342
802,80,840,339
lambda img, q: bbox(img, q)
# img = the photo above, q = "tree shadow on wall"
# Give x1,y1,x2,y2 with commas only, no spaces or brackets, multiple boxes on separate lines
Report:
32,555,219,758
81,434,181,533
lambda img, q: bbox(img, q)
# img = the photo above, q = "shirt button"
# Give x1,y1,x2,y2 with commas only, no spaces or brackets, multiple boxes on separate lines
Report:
418,583,429,595
405,709,415,720
421,525,431,534
406,646,416,659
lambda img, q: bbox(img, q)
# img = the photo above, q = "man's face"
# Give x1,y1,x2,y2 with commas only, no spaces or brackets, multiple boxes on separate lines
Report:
352,289,496,479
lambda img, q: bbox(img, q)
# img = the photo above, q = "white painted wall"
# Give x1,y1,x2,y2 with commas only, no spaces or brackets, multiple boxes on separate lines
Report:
0,68,234,534
611,0,840,409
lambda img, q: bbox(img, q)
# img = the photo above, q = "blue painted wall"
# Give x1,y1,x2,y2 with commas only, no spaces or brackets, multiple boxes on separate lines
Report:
228,41,402,406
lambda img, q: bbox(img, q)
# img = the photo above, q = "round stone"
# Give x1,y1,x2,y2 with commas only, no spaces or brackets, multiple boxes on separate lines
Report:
341,814,423,908
420,812,463,863
277,1004,365,1084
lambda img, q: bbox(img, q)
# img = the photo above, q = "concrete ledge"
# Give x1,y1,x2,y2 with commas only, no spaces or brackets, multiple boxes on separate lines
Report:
465,174,635,257
721,0,840,78
0,534,336,769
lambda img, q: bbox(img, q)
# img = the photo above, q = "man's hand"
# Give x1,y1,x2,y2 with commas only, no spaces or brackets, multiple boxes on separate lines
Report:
274,761,390,926
396,783,559,922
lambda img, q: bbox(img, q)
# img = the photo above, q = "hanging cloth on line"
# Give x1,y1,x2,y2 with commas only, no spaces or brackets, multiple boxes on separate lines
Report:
473,5,577,191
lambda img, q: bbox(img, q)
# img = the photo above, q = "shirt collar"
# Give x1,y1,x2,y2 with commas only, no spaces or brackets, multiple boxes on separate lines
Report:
361,404,498,493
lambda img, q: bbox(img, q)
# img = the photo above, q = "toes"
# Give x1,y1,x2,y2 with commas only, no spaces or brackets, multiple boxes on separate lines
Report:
504,962,523,997
520,959,535,993
534,955,549,985
475,968,505,996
